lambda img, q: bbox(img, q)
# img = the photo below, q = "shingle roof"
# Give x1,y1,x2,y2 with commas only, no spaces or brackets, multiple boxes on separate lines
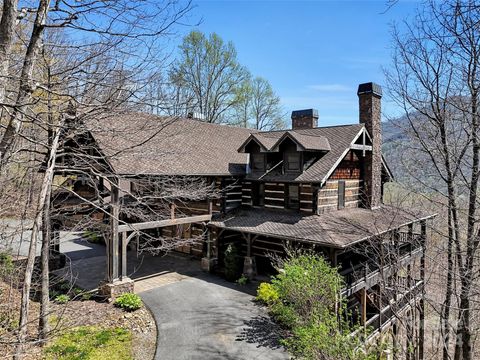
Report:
83,112,365,181
238,129,331,153
210,206,435,249
85,113,253,176
245,124,364,183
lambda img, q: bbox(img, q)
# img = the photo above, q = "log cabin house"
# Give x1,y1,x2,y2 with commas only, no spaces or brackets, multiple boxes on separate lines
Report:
50,82,434,342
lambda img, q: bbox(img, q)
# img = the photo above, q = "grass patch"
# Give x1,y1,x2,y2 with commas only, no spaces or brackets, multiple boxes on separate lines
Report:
44,326,132,360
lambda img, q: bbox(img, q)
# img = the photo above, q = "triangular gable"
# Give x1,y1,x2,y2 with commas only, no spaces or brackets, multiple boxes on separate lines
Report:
270,131,306,152
319,126,394,184
237,134,269,153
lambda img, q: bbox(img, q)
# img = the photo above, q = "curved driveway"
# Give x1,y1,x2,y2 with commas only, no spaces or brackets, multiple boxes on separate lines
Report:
140,273,289,360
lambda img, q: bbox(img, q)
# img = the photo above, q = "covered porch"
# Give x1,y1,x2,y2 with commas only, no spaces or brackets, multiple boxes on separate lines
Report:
207,206,434,339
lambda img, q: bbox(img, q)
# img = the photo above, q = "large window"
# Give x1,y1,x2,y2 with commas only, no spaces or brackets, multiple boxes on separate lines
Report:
287,184,300,210
251,153,266,171
285,152,301,172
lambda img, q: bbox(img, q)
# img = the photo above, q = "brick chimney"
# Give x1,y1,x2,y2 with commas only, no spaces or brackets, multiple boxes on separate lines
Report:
291,109,318,129
357,82,382,209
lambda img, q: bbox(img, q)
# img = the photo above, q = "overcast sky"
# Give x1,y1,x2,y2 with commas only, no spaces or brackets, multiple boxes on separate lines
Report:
177,0,420,126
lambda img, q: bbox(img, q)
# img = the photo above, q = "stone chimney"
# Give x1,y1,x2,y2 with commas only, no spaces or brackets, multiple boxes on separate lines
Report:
291,109,318,130
357,82,382,209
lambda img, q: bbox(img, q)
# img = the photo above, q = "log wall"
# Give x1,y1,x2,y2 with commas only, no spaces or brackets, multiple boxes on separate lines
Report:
317,179,363,214
264,182,285,209
242,181,253,206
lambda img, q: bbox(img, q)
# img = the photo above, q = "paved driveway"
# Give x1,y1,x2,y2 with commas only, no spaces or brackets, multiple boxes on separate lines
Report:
140,274,289,360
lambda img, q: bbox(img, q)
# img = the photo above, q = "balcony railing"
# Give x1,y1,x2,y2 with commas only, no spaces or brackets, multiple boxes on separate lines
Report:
349,279,424,340
364,280,424,339
340,247,423,296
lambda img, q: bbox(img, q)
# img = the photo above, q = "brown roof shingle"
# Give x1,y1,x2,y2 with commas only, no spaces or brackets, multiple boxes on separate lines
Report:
86,113,253,176
85,112,365,182
245,124,364,183
211,206,434,248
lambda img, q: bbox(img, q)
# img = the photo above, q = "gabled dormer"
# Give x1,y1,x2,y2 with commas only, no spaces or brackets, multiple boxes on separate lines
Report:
237,109,331,179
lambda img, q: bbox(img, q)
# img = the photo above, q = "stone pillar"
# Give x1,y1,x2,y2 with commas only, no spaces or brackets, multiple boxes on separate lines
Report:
357,82,382,209
99,278,134,299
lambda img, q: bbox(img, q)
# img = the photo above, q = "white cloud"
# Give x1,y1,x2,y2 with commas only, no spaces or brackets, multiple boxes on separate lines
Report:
307,84,353,92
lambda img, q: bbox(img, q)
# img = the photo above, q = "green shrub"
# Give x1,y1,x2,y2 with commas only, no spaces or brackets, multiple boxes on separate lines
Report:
72,288,83,296
223,243,242,281
256,282,279,305
55,294,70,304
84,230,104,244
58,281,71,292
114,293,142,312
263,252,375,359
44,326,132,360
81,292,93,301
0,252,14,275
236,275,249,286
271,302,299,328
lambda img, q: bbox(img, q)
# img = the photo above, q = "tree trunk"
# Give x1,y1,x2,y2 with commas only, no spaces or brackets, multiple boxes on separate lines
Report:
0,0,50,164
15,120,62,359
442,209,454,360
38,191,52,341
0,0,18,104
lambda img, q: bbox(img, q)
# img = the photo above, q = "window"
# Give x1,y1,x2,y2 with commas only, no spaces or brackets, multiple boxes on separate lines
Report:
251,153,266,171
287,184,300,210
285,152,301,172
252,183,265,206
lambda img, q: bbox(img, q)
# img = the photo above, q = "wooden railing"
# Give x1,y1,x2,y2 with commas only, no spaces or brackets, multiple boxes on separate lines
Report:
350,280,424,340
364,280,424,338
340,247,423,296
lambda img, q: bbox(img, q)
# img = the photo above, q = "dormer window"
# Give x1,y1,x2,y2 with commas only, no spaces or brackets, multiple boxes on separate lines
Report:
251,153,266,171
285,152,301,172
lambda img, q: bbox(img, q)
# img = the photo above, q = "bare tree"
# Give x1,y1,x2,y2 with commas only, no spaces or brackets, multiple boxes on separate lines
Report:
0,1,221,357
386,1,480,359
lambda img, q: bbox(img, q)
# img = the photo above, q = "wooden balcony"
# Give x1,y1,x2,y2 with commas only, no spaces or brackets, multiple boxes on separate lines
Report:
341,246,423,296
364,280,424,339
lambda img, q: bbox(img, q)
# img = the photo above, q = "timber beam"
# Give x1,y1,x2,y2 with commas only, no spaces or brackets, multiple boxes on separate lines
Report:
350,144,373,151
118,214,211,233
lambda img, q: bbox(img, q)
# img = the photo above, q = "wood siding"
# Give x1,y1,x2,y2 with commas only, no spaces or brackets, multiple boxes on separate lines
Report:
242,181,253,206
264,182,285,209
162,223,205,258
299,184,315,214
330,151,361,180
317,180,363,214
221,177,243,212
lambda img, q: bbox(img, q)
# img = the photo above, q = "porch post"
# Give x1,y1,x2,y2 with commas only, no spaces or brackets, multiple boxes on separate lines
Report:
201,226,216,272
360,287,367,328
243,234,257,279
121,231,127,280
419,220,427,360
100,180,134,298
108,183,119,282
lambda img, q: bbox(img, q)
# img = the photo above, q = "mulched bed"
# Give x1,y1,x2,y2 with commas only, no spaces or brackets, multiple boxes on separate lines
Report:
0,279,157,359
